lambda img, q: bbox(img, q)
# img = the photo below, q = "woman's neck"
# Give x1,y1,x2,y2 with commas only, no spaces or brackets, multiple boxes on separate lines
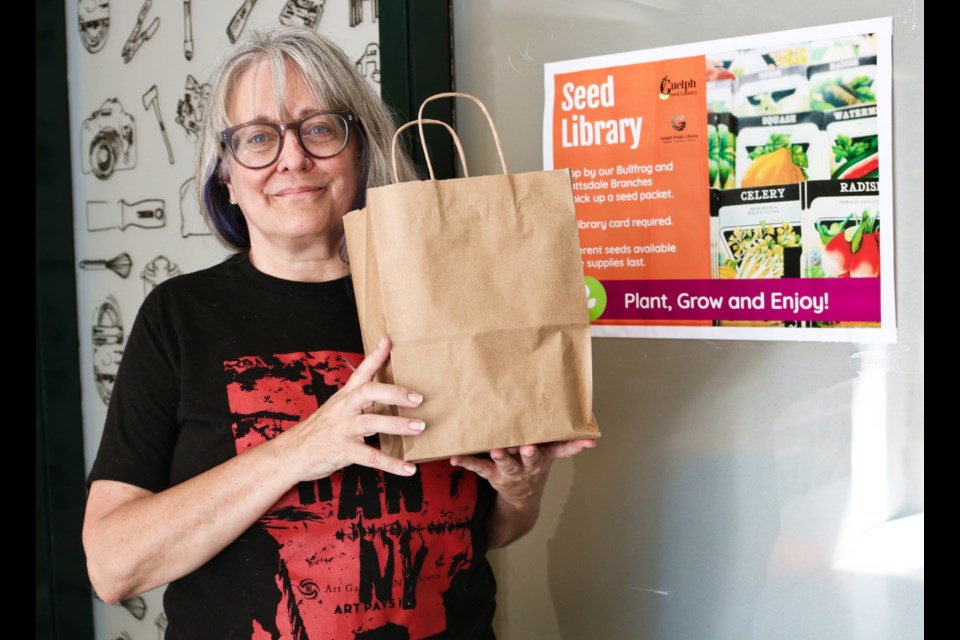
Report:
247,241,349,283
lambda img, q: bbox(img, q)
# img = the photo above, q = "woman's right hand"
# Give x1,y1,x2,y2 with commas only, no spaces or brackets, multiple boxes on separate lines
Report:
84,335,423,603
278,335,426,480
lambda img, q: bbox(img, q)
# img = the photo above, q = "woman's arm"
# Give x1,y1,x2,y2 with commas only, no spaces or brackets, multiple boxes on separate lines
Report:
450,439,597,549
83,336,426,603
84,440,301,603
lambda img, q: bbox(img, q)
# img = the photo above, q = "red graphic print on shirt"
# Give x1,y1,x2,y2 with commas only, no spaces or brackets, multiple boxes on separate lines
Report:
225,350,480,639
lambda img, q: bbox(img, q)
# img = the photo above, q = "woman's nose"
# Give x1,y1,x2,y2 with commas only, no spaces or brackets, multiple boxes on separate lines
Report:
276,128,310,171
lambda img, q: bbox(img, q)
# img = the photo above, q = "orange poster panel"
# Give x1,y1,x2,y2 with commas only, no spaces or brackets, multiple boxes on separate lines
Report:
551,56,709,282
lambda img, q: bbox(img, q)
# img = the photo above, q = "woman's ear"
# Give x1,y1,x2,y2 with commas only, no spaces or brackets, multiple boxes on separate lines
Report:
224,178,237,206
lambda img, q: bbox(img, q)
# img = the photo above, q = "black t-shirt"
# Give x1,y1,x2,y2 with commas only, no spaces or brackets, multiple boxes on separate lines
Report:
88,253,497,639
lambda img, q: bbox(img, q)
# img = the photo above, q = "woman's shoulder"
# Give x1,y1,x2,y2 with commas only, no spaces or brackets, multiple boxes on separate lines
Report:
137,253,249,316
147,253,245,294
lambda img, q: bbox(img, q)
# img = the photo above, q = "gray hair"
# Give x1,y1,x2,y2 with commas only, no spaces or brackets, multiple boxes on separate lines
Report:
195,26,418,252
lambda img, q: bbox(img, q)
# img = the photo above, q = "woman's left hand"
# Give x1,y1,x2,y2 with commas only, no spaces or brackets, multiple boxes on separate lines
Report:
450,439,597,548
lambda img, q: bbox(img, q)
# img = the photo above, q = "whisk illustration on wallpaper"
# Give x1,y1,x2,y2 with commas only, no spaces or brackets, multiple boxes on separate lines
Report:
79,252,133,278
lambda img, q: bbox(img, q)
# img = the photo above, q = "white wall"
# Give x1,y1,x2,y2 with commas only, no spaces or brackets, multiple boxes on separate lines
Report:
451,1,923,638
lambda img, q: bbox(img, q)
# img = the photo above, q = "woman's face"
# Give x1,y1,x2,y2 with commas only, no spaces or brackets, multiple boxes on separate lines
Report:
224,61,361,256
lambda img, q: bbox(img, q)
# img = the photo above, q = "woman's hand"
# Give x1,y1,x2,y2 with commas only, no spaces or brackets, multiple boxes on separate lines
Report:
450,438,597,548
84,335,424,603
279,335,428,480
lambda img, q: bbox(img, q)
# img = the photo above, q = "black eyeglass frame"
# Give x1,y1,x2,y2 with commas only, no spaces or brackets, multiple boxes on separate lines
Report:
219,110,358,169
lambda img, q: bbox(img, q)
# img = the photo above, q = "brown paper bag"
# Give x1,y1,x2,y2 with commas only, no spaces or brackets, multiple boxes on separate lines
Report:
344,93,599,462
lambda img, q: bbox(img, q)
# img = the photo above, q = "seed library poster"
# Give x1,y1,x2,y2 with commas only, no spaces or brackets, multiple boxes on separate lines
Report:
544,18,895,342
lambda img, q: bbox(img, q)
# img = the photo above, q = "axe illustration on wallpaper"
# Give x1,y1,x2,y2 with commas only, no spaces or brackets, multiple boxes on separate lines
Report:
142,85,174,164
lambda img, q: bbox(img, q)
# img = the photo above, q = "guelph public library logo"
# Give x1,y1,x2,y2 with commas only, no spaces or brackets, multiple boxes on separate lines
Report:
659,73,700,143
658,75,699,100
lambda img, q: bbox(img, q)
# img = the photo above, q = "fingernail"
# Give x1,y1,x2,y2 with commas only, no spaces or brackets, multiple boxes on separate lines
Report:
403,463,417,474
409,420,426,431
378,336,386,348
408,392,423,404
586,440,598,448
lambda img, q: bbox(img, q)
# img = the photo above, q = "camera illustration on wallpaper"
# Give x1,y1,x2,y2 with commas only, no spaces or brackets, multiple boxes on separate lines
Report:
81,98,136,180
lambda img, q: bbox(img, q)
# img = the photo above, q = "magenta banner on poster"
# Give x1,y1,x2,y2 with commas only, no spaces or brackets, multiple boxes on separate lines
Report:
599,278,879,322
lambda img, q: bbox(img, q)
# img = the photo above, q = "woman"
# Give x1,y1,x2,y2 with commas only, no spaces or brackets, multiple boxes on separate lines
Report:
83,26,594,639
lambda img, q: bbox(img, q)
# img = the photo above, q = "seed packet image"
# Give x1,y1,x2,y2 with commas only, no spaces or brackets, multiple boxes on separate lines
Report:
707,78,735,114
736,111,827,188
717,184,802,280
708,112,737,189
709,189,721,279
730,44,810,77
717,185,802,326
706,50,740,80
808,56,877,111
734,66,811,116
824,105,878,179
801,179,880,279
808,34,877,65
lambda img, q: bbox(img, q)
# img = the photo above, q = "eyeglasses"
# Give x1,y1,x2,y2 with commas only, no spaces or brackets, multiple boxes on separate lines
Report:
219,111,357,169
